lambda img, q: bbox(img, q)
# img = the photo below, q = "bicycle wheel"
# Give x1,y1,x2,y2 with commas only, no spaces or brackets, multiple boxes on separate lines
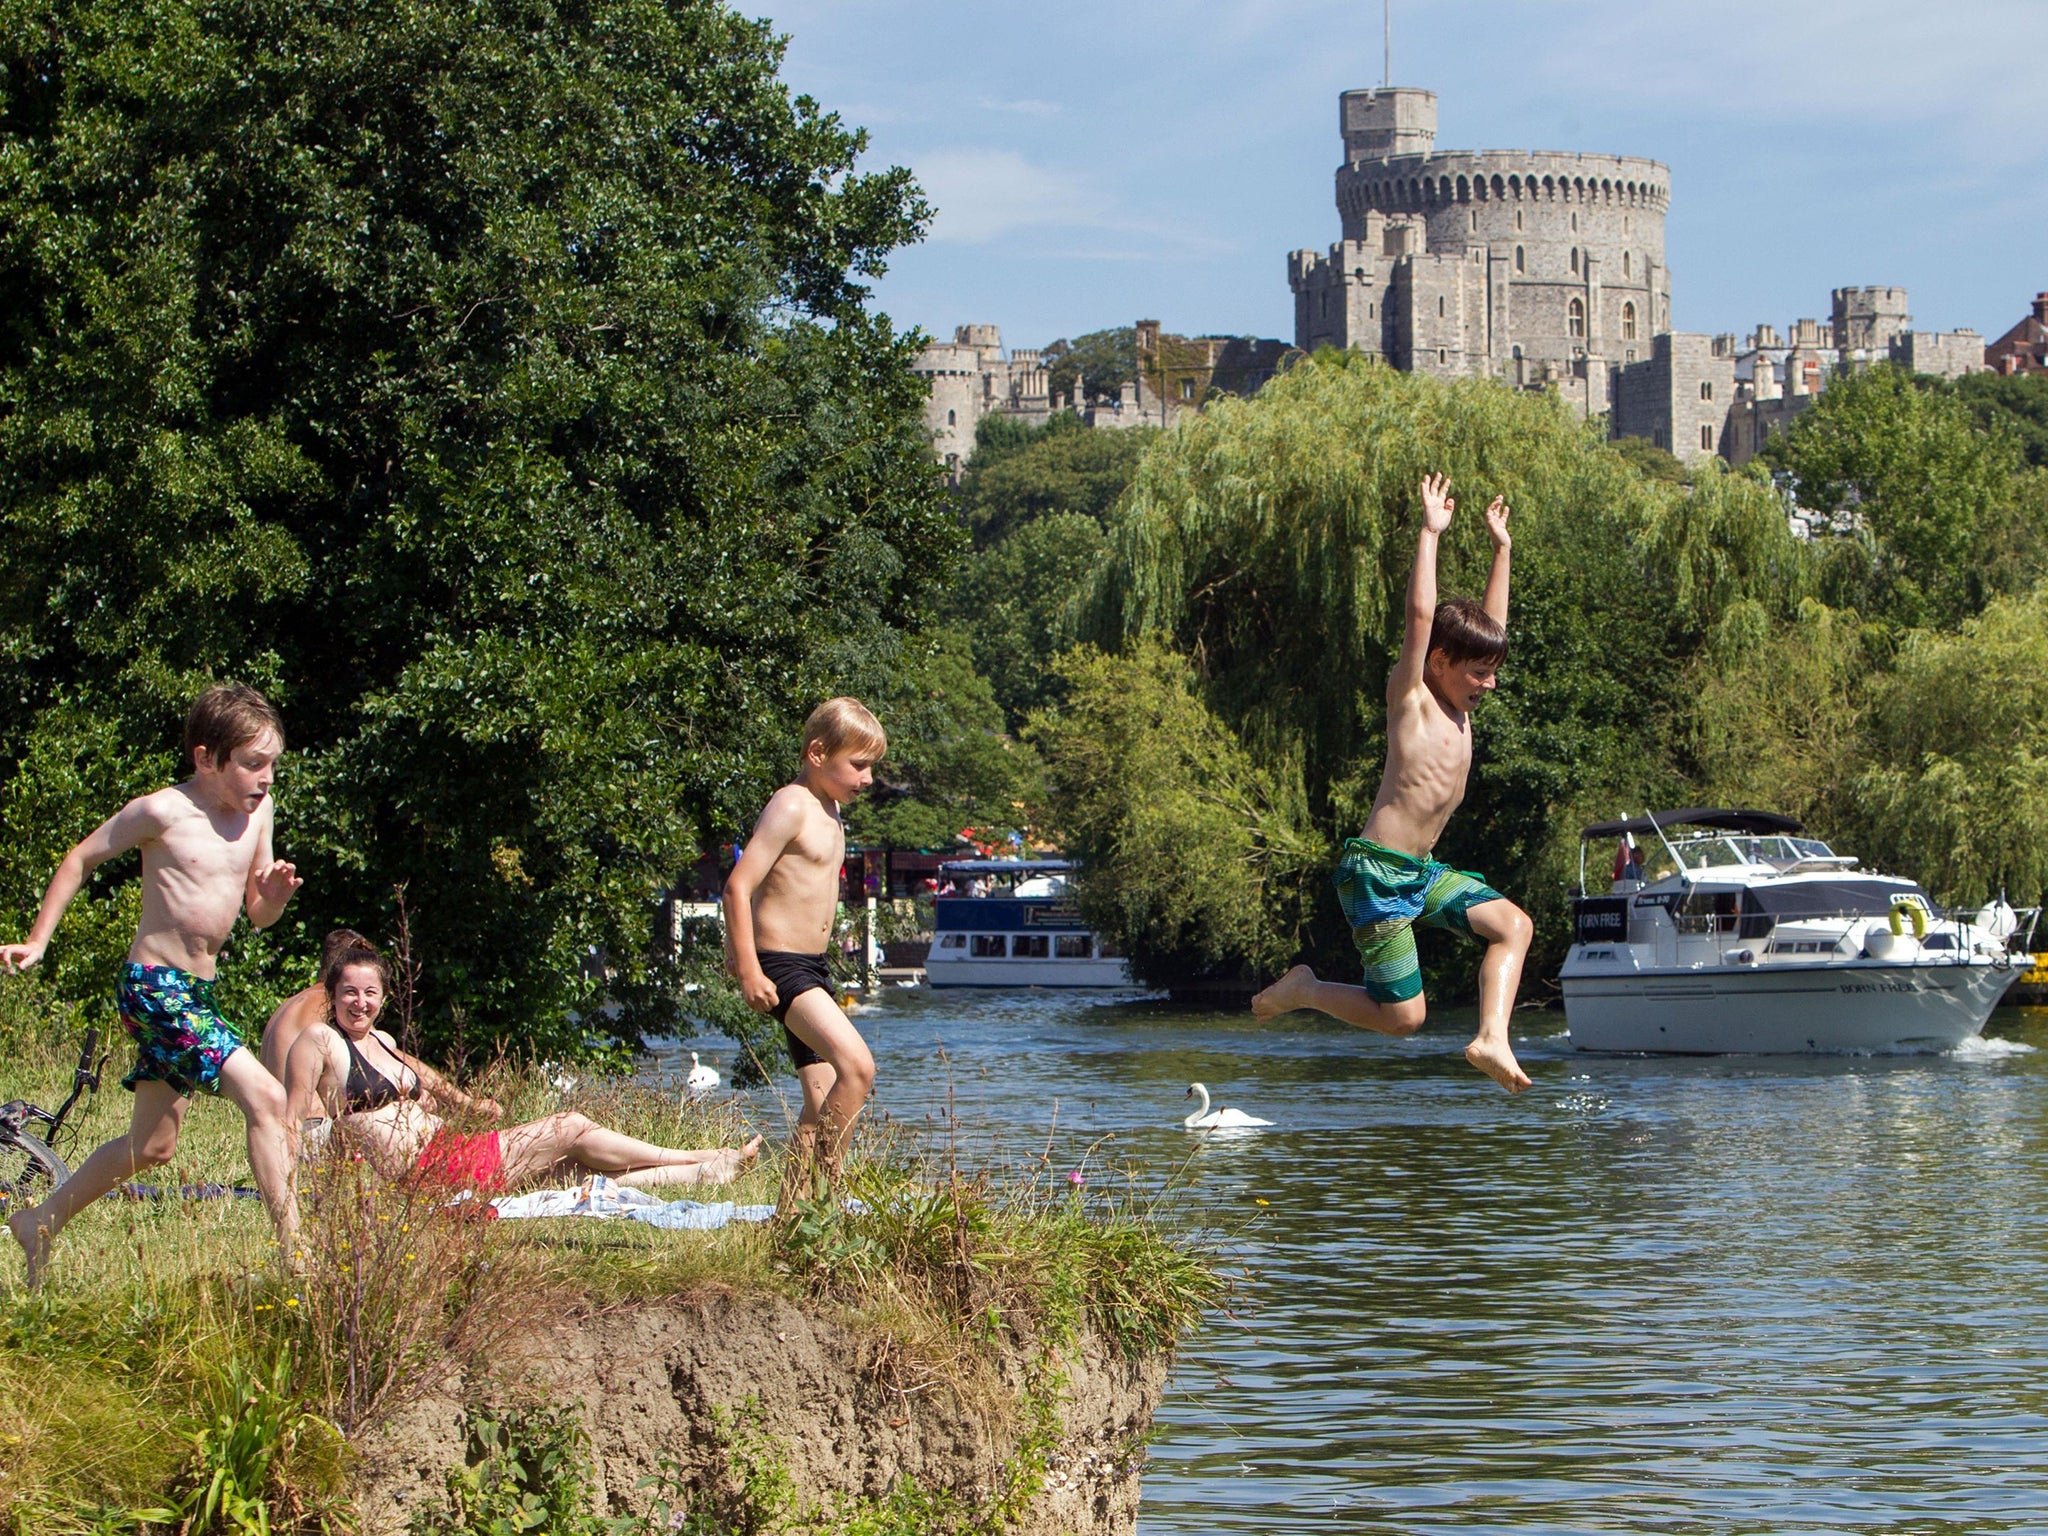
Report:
0,1133,69,1212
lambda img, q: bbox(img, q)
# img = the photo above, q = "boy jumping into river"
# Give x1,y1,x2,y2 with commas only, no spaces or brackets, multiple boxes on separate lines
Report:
1252,474,1535,1094
4,685,304,1284
723,699,886,1195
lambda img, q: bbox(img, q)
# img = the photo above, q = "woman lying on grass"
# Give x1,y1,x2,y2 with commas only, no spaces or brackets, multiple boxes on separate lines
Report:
285,944,760,1194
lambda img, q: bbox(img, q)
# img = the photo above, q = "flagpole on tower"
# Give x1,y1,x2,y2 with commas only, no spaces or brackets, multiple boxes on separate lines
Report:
1384,0,1392,86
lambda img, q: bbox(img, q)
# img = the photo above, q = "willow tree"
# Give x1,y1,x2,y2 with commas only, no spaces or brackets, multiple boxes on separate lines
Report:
0,0,950,1050
1070,351,1803,982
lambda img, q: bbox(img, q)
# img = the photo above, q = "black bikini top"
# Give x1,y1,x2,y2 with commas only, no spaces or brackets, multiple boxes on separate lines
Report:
341,1031,421,1115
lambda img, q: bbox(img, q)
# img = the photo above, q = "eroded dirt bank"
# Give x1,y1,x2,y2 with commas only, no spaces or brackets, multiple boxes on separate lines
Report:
352,1289,1171,1533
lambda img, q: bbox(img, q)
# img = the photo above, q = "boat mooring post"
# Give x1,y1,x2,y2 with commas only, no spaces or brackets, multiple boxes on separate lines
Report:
864,895,879,990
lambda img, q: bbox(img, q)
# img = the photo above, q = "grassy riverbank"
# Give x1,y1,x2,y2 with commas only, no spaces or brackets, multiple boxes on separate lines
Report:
0,987,1218,1533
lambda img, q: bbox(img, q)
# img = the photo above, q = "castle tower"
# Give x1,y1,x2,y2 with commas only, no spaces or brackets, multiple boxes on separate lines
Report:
1288,86,1671,414
1831,286,1911,354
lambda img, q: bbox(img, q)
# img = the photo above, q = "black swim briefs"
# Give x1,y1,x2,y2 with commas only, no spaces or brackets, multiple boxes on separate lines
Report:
755,949,834,1070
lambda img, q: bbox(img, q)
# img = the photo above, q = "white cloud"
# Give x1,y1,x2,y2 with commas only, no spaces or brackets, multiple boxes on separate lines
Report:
914,149,1113,243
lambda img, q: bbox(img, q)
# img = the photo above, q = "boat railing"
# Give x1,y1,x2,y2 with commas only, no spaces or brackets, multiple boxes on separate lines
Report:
1663,904,2041,958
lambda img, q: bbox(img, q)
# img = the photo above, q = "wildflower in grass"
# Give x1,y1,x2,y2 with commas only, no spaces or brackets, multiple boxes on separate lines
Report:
1255,1198,1269,1206
1068,1170,1086,1187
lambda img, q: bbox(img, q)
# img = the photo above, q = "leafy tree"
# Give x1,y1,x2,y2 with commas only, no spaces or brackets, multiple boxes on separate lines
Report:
1043,328,1137,403
0,0,951,1052
847,628,1038,852
1762,366,2024,626
1609,435,1688,484
1953,371,2048,470
1850,588,2048,906
1027,640,1317,988
948,511,1108,728
956,414,1152,549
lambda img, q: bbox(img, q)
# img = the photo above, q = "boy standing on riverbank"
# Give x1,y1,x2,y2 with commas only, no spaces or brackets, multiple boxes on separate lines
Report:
723,698,886,1194
4,685,304,1284
1252,474,1534,1094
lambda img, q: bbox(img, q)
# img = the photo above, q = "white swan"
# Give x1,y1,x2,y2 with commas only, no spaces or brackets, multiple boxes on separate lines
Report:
685,1052,720,1097
1183,1082,1272,1129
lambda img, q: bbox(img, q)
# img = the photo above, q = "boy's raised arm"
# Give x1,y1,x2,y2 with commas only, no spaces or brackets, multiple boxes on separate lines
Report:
1387,473,1456,705
244,801,301,929
1482,495,1512,626
721,790,805,1013
0,797,165,971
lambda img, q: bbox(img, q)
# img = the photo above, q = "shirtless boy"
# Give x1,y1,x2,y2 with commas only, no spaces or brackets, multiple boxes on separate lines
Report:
3,685,304,1284
723,698,885,1189
1252,474,1535,1094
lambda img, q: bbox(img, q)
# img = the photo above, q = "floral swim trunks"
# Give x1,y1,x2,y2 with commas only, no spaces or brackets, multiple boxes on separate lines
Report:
1332,838,1505,1004
117,963,248,1097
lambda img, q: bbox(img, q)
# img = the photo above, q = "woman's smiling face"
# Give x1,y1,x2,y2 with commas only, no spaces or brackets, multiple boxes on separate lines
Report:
331,962,386,1036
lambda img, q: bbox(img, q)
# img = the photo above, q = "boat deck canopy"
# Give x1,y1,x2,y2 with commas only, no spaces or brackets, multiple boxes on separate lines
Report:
1579,807,1804,840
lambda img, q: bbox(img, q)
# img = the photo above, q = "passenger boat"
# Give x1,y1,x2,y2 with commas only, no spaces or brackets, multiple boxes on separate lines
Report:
925,859,1132,989
1561,808,2038,1054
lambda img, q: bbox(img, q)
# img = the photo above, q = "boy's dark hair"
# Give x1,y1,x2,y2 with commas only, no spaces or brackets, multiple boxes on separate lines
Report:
1428,598,1508,667
319,928,371,972
185,684,283,768
322,943,391,999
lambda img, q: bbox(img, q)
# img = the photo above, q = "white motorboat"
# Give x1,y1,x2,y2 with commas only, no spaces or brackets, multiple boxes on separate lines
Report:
925,859,1132,989
1561,808,2038,1054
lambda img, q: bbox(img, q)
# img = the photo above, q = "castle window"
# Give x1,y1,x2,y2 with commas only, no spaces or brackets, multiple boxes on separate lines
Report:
1469,210,1478,231
1512,344,1523,360
1626,348,1636,362
1622,251,1632,279
1368,303,1375,318
1654,428,1666,449
1570,248,1580,275
1569,298,1585,338
1701,424,1715,451
1515,209,1524,231
1180,379,1195,401
1438,348,1447,365
1438,296,1446,317
1514,245,1525,274
1624,215,1631,235
1699,380,1713,401
1622,302,1637,341
947,409,956,427
1571,211,1579,232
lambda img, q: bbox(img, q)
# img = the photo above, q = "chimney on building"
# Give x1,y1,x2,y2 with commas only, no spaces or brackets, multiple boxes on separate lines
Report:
2035,292,2048,326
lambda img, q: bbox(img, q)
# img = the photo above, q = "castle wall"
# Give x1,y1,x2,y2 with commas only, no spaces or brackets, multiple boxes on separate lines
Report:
1890,329,1987,380
1613,333,1734,464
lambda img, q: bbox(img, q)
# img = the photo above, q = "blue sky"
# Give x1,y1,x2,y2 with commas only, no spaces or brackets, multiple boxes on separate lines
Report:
755,1,2048,353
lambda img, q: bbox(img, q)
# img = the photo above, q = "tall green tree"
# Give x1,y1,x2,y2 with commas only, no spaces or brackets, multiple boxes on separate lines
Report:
1042,328,1137,403
956,413,1152,549
1762,365,2025,625
1028,639,1318,988
948,511,1109,728
0,0,951,1050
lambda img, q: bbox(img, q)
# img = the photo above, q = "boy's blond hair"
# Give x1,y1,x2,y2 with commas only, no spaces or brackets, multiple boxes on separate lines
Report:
801,697,886,762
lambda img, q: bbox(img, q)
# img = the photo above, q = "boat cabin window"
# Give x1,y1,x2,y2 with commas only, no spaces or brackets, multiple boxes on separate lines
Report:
1055,935,1092,958
970,934,1006,957
1011,934,1050,958
938,934,966,950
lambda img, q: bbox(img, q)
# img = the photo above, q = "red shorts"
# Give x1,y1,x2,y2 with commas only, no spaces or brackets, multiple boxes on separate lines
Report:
416,1129,506,1192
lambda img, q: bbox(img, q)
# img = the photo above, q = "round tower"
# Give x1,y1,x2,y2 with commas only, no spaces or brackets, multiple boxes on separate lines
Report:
1325,91,1672,380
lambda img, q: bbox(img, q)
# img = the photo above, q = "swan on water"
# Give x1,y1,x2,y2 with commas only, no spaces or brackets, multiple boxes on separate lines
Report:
1183,1082,1272,1129
685,1052,720,1097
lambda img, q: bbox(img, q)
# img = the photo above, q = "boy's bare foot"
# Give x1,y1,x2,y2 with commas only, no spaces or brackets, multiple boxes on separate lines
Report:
8,1207,50,1289
1252,964,1318,1021
1464,1037,1532,1094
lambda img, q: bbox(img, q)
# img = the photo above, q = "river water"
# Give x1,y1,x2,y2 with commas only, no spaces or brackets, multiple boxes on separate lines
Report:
660,988,2048,1533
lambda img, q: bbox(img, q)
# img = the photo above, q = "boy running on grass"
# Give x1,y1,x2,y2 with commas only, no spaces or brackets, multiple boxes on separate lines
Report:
3,685,303,1285
1252,474,1535,1094
723,698,885,1195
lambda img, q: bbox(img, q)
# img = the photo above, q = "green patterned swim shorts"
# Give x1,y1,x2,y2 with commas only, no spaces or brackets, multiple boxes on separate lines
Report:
1332,838,1505,1003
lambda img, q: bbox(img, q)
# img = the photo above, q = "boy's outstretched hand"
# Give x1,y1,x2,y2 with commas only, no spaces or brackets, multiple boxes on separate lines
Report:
1484,495,1511,550
1419,472,1455,533
253,860,303,907
0,941,45,973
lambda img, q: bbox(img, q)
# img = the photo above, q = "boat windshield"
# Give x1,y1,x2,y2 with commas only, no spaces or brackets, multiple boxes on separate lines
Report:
1667,834,1842,870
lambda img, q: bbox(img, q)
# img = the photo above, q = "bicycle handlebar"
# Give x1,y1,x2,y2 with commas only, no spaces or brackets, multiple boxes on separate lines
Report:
77,1026,100,1075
